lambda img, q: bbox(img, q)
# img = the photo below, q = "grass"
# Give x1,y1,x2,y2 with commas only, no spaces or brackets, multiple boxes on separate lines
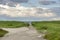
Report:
0,29,8,37
0,21,29,37
0,21,29,28
32,21,60,40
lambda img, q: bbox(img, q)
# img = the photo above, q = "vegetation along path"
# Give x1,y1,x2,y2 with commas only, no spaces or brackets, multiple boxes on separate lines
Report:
0,22,46,40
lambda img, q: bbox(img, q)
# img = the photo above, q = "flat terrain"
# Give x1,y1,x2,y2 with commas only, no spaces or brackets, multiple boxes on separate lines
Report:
0,27,45,40
0,21,28,28
0,21,28,38
32,21,60,40
0,21,60,40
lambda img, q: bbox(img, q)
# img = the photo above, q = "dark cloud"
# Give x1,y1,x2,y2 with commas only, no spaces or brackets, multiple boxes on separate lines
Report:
10,0,28,3
0,0,28,7
39,1,56,5
0,0,10,4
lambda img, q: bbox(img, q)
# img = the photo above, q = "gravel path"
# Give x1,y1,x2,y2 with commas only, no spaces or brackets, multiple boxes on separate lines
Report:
0,27,46,40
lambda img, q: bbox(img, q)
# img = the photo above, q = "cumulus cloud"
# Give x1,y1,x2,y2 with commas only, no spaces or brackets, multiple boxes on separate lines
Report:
0,4,56,18
0,4,10,9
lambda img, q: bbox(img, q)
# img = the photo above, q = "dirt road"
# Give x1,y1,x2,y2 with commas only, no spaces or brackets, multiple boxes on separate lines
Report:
1,27,46,40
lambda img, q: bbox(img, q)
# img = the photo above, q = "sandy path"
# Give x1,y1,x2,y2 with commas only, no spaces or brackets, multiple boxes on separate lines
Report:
1,27,46,40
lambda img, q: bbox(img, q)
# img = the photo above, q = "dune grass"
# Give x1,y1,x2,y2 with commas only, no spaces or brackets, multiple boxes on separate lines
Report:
0,29,8,37
0,21,28,28
32,21,60,40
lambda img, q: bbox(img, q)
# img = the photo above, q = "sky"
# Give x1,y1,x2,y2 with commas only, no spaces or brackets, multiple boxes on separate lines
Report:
0,0,60,21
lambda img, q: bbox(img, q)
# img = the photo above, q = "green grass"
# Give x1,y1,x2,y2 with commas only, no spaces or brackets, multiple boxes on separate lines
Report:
0,21,29,37
0,21,28,28
32,21,60,40
0,29,8,37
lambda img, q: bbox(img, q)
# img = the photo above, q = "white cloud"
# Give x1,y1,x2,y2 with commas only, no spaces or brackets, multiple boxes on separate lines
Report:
51,18,60,20
0,4,10,9
0,4,56,18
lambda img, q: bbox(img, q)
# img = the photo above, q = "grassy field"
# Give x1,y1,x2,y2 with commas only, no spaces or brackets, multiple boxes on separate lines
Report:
0,29,8,37
0,21,29,37
0,21,28,28
32,21,60,40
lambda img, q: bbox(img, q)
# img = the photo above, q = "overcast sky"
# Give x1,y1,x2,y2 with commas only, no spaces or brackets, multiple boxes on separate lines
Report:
0,0,60,21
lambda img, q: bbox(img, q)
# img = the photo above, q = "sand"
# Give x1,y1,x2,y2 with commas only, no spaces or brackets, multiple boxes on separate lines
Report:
1,27,46,40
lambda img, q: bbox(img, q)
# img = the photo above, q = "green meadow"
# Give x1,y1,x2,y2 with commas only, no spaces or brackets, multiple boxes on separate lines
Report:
0,21,60,39
32,21,60,40
0,21,28,28
0,21,29,37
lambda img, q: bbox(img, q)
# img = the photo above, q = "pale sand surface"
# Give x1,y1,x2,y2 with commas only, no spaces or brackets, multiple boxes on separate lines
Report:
0,27,46,40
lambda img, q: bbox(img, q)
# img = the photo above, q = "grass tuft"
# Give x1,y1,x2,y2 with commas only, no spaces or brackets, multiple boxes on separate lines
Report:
0,29,8,37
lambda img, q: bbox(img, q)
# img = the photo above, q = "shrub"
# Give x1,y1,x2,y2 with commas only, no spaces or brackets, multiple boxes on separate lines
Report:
40,26,48,30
